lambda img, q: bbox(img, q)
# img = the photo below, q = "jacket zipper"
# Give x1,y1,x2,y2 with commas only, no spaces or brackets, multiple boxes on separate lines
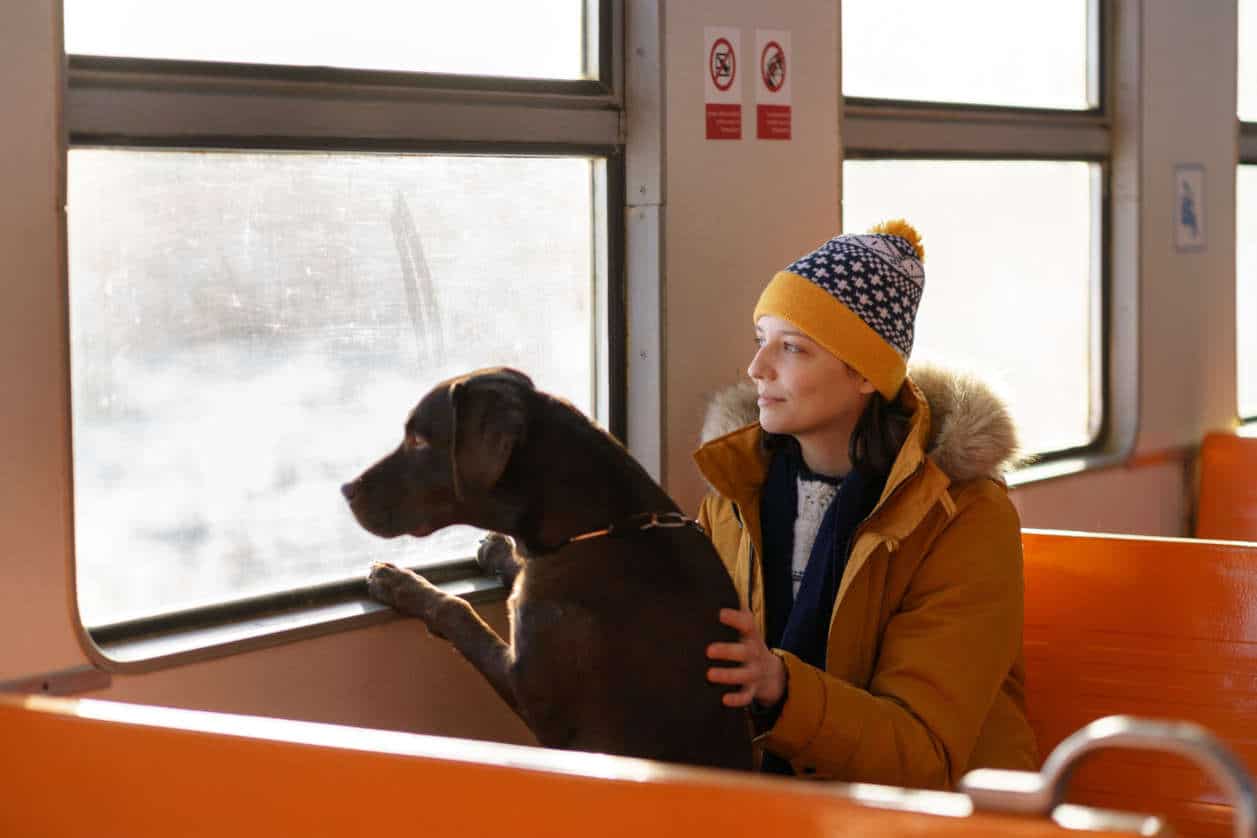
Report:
848,462,923,556
747,541,757,604
731,502,757,605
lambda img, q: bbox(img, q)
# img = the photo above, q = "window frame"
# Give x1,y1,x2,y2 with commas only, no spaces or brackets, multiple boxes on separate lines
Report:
839,0,1134,475
64,0,628,670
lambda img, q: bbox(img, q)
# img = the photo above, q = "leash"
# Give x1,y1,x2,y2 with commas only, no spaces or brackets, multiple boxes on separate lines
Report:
556,511,706,549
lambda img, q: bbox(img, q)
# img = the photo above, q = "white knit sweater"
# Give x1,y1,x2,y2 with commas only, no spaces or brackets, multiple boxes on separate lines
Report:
790,476,840,598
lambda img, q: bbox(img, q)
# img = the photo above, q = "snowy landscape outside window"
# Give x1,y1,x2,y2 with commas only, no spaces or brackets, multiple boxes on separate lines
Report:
68,151,601,626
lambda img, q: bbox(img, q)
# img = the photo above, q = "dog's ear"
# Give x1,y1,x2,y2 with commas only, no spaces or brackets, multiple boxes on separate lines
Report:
449,370,532,499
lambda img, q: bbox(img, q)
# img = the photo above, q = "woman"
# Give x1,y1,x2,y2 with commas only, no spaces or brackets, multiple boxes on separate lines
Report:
695,220,1038,789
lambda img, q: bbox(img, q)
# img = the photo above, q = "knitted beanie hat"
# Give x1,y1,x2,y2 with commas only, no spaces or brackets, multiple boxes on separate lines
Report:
753,219,925,400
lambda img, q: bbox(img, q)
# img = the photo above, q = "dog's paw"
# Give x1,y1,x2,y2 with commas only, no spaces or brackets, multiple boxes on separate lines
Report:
367,562,437,618
476,532,517,578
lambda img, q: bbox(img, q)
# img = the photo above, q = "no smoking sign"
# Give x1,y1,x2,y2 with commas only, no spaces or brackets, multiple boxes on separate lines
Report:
703,27,742,140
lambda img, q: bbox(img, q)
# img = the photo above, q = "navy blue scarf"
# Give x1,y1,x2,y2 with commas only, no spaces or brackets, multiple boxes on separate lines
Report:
758,443,887,774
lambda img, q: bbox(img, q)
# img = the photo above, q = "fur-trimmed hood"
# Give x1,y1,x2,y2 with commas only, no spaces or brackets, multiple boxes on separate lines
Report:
699,364,1023,483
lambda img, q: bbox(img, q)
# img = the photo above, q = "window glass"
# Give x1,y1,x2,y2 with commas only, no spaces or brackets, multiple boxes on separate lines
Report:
1237,165,1257,419
1241,0,1257,120
843,159,1101,454
63,0,587,80
842,0,1093,110
68,149,597,626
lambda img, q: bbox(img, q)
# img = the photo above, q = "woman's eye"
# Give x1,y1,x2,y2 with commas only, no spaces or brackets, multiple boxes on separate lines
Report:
784,342,802,354
753,336,766,348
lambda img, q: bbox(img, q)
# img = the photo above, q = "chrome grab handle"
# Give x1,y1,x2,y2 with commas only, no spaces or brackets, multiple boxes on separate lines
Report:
959,716,1257,838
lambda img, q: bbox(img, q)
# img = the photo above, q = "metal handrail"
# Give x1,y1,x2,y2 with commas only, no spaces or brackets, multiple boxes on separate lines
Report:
959,715,1257,838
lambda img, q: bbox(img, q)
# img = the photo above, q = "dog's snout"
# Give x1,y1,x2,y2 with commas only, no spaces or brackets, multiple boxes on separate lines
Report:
341,481,358,502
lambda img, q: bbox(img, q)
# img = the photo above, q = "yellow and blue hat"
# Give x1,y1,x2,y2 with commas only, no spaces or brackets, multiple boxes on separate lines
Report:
753,219,925,400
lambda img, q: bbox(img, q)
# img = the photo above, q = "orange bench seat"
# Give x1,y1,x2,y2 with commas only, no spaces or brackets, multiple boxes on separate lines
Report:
0,693,1159,837
1195,430,1257,541
1022,529,1257,837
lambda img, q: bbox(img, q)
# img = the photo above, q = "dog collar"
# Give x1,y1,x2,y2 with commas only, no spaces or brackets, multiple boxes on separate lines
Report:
558,511,705,549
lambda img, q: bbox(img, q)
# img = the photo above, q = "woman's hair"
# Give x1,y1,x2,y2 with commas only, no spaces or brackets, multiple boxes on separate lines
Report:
761,391,912,479
848,392,912,477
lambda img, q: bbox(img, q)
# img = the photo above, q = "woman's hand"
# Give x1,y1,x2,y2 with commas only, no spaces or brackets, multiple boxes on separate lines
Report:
706,608,787,708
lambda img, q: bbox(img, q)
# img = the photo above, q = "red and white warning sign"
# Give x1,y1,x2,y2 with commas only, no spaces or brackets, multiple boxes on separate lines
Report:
755,29,791,140
704,27,742,140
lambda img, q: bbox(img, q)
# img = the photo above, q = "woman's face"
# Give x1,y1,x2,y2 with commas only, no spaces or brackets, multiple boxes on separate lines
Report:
748,315,875,439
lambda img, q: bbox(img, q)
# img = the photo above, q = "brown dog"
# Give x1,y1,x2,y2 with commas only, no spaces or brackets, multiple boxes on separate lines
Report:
341,368,752,770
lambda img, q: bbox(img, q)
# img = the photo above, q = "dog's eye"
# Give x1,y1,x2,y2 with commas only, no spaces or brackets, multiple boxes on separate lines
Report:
406,433,429,450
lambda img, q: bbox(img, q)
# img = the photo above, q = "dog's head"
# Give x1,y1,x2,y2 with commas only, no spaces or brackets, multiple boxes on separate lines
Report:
341,367,533,538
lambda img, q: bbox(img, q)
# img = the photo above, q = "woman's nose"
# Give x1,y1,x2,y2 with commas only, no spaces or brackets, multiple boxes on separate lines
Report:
747,346,771,381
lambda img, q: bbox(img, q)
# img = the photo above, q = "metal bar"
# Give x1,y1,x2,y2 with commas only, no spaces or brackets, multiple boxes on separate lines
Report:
68,55,614,100
625,0,663,205
960,715,1257,838
844,108,1110,158
68,85,622,150
87,556,488,646
89,572,506,670
622,0,663,481
0,664,111,696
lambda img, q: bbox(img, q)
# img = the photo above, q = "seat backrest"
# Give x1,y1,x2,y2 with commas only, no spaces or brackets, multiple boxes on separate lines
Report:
0,693,1157,838
1022,529,1257,837
1195,431,1257,541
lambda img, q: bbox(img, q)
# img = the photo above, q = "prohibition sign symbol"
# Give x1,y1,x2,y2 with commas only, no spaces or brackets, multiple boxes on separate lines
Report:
761,40,786,92
709,37,736,91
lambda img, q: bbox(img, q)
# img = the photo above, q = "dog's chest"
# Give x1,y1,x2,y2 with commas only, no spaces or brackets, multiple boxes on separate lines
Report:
506,549,641,661
507,559,591,634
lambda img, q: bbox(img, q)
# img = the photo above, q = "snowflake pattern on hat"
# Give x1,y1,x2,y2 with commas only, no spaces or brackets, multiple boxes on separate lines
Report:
784,233,925,360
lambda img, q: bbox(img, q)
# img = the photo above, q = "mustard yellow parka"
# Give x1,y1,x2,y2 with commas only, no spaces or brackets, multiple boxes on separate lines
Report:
693,366,1038,789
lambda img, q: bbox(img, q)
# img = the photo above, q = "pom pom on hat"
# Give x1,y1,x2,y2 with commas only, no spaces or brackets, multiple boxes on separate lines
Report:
752,219,927,399
867,219,925,262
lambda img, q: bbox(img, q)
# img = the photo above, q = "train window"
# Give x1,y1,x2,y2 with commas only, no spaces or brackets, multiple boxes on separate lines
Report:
841,1,1109,463
1237,167,1257,422
62,2,622,640
844,160,1102,454
842,0,1098,110
62,0,590,81
67,150,602,627
1239,3,1257,422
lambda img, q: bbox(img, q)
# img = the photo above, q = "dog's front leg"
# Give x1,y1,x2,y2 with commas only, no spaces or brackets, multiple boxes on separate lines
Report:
367,562,518,714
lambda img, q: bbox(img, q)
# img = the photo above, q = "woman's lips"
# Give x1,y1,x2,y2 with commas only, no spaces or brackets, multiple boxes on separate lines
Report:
757,396,783,406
